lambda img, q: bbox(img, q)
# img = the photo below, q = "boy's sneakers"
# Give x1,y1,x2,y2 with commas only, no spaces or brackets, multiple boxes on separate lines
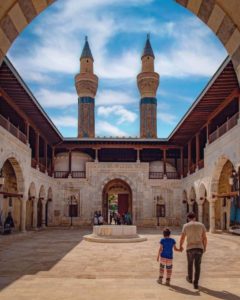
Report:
165,279,170,286
157,277,163,284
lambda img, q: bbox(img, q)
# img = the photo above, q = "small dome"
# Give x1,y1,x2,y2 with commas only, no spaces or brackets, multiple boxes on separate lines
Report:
149,161,176,173
54,152,93,172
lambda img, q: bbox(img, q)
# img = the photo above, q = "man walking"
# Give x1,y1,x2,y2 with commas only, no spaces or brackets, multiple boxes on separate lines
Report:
179,212,207,289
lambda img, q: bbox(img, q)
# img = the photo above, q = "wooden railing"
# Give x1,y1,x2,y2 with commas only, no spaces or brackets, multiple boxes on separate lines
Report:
209,112,239,144
71,171,86,178
0,114,27,144
166,172,180,179
149,172,180,179
54,171,86,178
54,171,69,178
149,172,164,179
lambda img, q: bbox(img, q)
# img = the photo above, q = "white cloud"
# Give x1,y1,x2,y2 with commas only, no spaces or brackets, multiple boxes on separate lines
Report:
35,89,76,108
156,18,227,78
158,112,177,125
96,120,128,136
96,90,137,105
51,116,77,127
97,105,137,124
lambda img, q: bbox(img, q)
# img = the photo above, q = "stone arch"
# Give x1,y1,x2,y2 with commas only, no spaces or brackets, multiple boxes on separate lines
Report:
181,190,188,222
98,174,137,223
37,185,45,227
1,157,22,230
199,183,208,202
188,186,198,218
0,1,240,81
215,159,234,230
0,156,25,193
210,155,233,195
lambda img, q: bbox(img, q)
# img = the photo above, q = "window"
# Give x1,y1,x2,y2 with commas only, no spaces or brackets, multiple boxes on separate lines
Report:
69,204,78,217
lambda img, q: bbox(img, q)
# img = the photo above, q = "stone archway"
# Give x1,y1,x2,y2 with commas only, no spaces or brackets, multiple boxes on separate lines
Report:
26,182,36,229
0,1,240,82
216,160,233,230
0,158,24,230
102,178,132,224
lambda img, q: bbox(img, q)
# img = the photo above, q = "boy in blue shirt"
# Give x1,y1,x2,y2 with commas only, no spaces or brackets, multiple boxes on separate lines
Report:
157,228,181,285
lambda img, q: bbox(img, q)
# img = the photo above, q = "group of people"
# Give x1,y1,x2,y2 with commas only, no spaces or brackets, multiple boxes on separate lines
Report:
109,211,132,225
93,211,104,225
156,212,207,289
93,211,132,226
0,211,15,234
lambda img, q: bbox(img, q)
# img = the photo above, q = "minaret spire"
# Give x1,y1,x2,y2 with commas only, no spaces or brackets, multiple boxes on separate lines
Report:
75,37,98,138
137,34,160,138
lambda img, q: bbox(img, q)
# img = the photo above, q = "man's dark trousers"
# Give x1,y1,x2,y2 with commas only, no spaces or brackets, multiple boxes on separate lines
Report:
187,248,203,284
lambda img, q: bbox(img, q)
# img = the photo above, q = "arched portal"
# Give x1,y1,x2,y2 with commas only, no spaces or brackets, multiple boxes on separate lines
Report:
0,1,240,82
216,160,233,230
199,183,209,228
1,158,24,230
102,179,132,224
182,190,188,223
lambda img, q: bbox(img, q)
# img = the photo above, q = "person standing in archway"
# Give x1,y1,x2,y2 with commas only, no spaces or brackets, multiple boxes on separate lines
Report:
179,212,207,289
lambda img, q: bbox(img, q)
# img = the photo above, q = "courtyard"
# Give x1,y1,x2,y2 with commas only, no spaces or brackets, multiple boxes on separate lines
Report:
0,228,239,300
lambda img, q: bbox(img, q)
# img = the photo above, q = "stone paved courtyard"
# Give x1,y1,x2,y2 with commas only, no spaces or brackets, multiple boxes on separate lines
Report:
0,228,239,300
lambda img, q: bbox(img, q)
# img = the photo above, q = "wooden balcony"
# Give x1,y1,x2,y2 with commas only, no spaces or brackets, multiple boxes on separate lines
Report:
0,114,27,144
209,112,239,144
198,159,204,170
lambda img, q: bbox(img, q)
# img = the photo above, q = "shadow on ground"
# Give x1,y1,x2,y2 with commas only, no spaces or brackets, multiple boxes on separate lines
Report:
0,228,91,291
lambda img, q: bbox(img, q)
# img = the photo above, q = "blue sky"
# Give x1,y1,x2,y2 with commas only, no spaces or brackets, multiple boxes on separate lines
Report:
8,0,227,138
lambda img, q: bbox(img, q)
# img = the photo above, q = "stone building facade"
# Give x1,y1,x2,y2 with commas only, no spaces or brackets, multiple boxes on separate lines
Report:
0,37,239,233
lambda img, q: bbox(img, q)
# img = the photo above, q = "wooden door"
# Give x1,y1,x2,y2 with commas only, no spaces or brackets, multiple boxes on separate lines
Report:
118,194,129,216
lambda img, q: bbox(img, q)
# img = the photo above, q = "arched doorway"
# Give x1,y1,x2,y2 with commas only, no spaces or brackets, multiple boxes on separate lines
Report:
102,179,132,224
1,158,23,231
216,160,233,230
182,190,188,223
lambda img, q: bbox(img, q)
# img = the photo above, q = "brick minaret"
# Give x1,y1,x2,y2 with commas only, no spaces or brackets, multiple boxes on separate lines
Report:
75,37,98,138
137,34,159,138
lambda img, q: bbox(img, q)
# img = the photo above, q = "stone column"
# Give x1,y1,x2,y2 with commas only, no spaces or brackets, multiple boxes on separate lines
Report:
136,148,140,163
209,200,216,233
32,197,38,229
42,199,47,228
20,198,27,232
198,202,203,223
